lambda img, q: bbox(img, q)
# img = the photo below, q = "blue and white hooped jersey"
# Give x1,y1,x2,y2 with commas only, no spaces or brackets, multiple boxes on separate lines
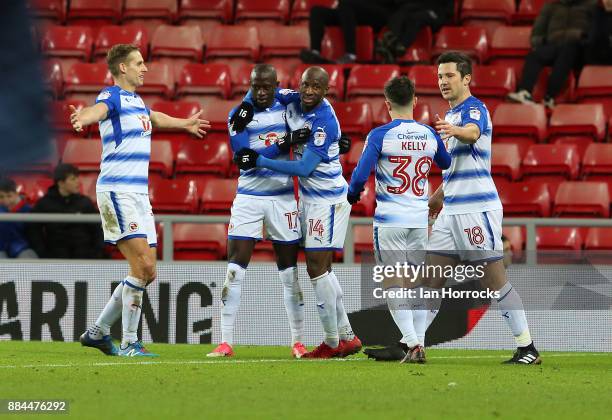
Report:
284,98,347,205
228,100,293,199
441,96,502,215
349,119,449,228
95,86,152,194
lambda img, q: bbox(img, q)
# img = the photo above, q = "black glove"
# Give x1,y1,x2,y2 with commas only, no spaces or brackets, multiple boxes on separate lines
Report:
233,148,259,170
276,127,311,153
339,132,351,155
229,102,254,133
347,191,361,205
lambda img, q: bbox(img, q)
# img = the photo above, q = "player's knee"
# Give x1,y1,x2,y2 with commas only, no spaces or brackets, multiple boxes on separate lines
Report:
306,262,326,279
137,256,156,284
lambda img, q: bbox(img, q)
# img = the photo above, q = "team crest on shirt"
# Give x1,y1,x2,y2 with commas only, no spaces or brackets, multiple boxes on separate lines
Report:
137,115,152,134
259,132,279,146
313,129,326,146
97,91,111,101
469,107,481,120
128,222,139,232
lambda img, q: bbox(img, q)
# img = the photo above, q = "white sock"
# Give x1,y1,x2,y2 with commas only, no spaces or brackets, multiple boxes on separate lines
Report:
413,309,427,346
425,288,442,330
497,282,532,347
221,263,245,346
279,266,305,345
387,287,419,348
329,271,354,341
311,272,339,348
93,281,124,337
121,276,146,348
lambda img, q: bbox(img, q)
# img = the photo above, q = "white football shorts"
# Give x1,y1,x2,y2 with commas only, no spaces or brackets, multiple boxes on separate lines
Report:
373,227,428,266
97,191,157,247
300,200,351,251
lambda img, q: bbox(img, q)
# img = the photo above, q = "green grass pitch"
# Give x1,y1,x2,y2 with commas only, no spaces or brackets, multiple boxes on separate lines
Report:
1,341,611,419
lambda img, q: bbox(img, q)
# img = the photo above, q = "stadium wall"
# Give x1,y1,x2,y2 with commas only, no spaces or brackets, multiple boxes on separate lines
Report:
0,262,610,352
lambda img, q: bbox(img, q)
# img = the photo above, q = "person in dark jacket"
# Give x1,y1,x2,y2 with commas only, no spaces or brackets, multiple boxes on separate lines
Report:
27,164,104,259
586,0,612,64
507,0,598,109
376,0,454,64
0,177,37,258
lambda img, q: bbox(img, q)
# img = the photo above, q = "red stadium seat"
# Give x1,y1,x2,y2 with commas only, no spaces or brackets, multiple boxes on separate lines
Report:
41,26,93,60
176,63,231,100
353,224,373,256
333,102,372,136
12,174,54,204
179,0,233,23
321,26,374,63
471,65,515,98
502,226,524,252
124,0,177,21
235,0,290,24
150,25,204,61
173,223,227,260
350,180,375,217
395,26,432,64
138,62,175,100
50,99,88,136
28,0,66,22
149,178,198,213
63,63,112,97
532,67,575,103
200,99,236,132
461,0,514,23
346,65,400,98
94,25,149,60
548,104,606,141
67,0,122,23
344,140,364,174
42,59,63,99
433,26,489,63
176,138,231,176
62,139,101,172
290,0,338,24
258,26,309,59
584,228,612,251
291,64,344,99
514,0,553,23
582,144,612,177
522,144,580,180
205,25,260,61
536,227,582,251
489,26,531,73
491,144,521,181
498,181,550,217
551,136,593,160
200,178,237,214
375,102,431,126
576,66,612,99
553,181,609,218
407,65,439,95
149,140,174,178
493,103,547,141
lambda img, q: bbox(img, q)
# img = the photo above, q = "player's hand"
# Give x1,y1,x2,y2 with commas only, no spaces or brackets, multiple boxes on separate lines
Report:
229,102,254,133
428,193,443,218
276,127,311,153
347,191,361,205
234,148,259,170
339,132,351,155
434,114,459,140
69,105,84,133
185,110,211,138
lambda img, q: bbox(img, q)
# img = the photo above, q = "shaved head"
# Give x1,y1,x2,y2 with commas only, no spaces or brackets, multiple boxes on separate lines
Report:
299,66,329,112
301,66,329,87
252,63,277,81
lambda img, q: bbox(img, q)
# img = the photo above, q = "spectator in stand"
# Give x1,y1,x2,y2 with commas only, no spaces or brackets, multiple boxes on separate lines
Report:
300,0,397,64
376,0,454,64
27,164,104,259
0,177,37,258
507,0,598,109
586,0,612,64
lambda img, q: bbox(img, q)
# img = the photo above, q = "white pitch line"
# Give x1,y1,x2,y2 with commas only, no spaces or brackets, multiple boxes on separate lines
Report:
0,353,609,370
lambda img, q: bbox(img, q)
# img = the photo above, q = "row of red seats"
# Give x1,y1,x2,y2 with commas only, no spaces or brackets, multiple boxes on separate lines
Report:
30,0,552,27
35,22,548,66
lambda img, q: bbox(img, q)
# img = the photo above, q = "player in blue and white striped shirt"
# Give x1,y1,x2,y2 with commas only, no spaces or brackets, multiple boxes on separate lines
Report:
69,44,210,357
347,76,451,363
428,52,540,364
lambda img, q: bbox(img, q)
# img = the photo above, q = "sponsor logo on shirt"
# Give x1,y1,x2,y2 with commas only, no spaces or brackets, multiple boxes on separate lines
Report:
314,130,326,146
137,115,152,135
97,91,111,101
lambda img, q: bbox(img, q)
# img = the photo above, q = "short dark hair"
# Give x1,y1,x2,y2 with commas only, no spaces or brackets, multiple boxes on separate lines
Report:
107,44,140,77
501,234,509,242
383,76,415,107
0,177,17,193
53,164,79,183
436,51,472,78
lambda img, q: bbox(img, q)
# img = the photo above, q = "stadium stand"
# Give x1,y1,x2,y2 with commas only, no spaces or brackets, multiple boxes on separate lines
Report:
235,0,290,25
175,138,232,177
149,178,199,214
173,223,228,260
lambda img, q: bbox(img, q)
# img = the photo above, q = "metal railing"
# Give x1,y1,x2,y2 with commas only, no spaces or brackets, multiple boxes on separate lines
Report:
2,213,612,264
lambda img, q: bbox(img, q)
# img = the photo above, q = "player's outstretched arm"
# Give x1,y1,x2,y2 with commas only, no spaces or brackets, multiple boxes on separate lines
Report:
429,184,444,217
150,110,211,138
434,114,480,144
235,147,321,177
433,133,452,170
69,103,108,133
243,88,300,106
